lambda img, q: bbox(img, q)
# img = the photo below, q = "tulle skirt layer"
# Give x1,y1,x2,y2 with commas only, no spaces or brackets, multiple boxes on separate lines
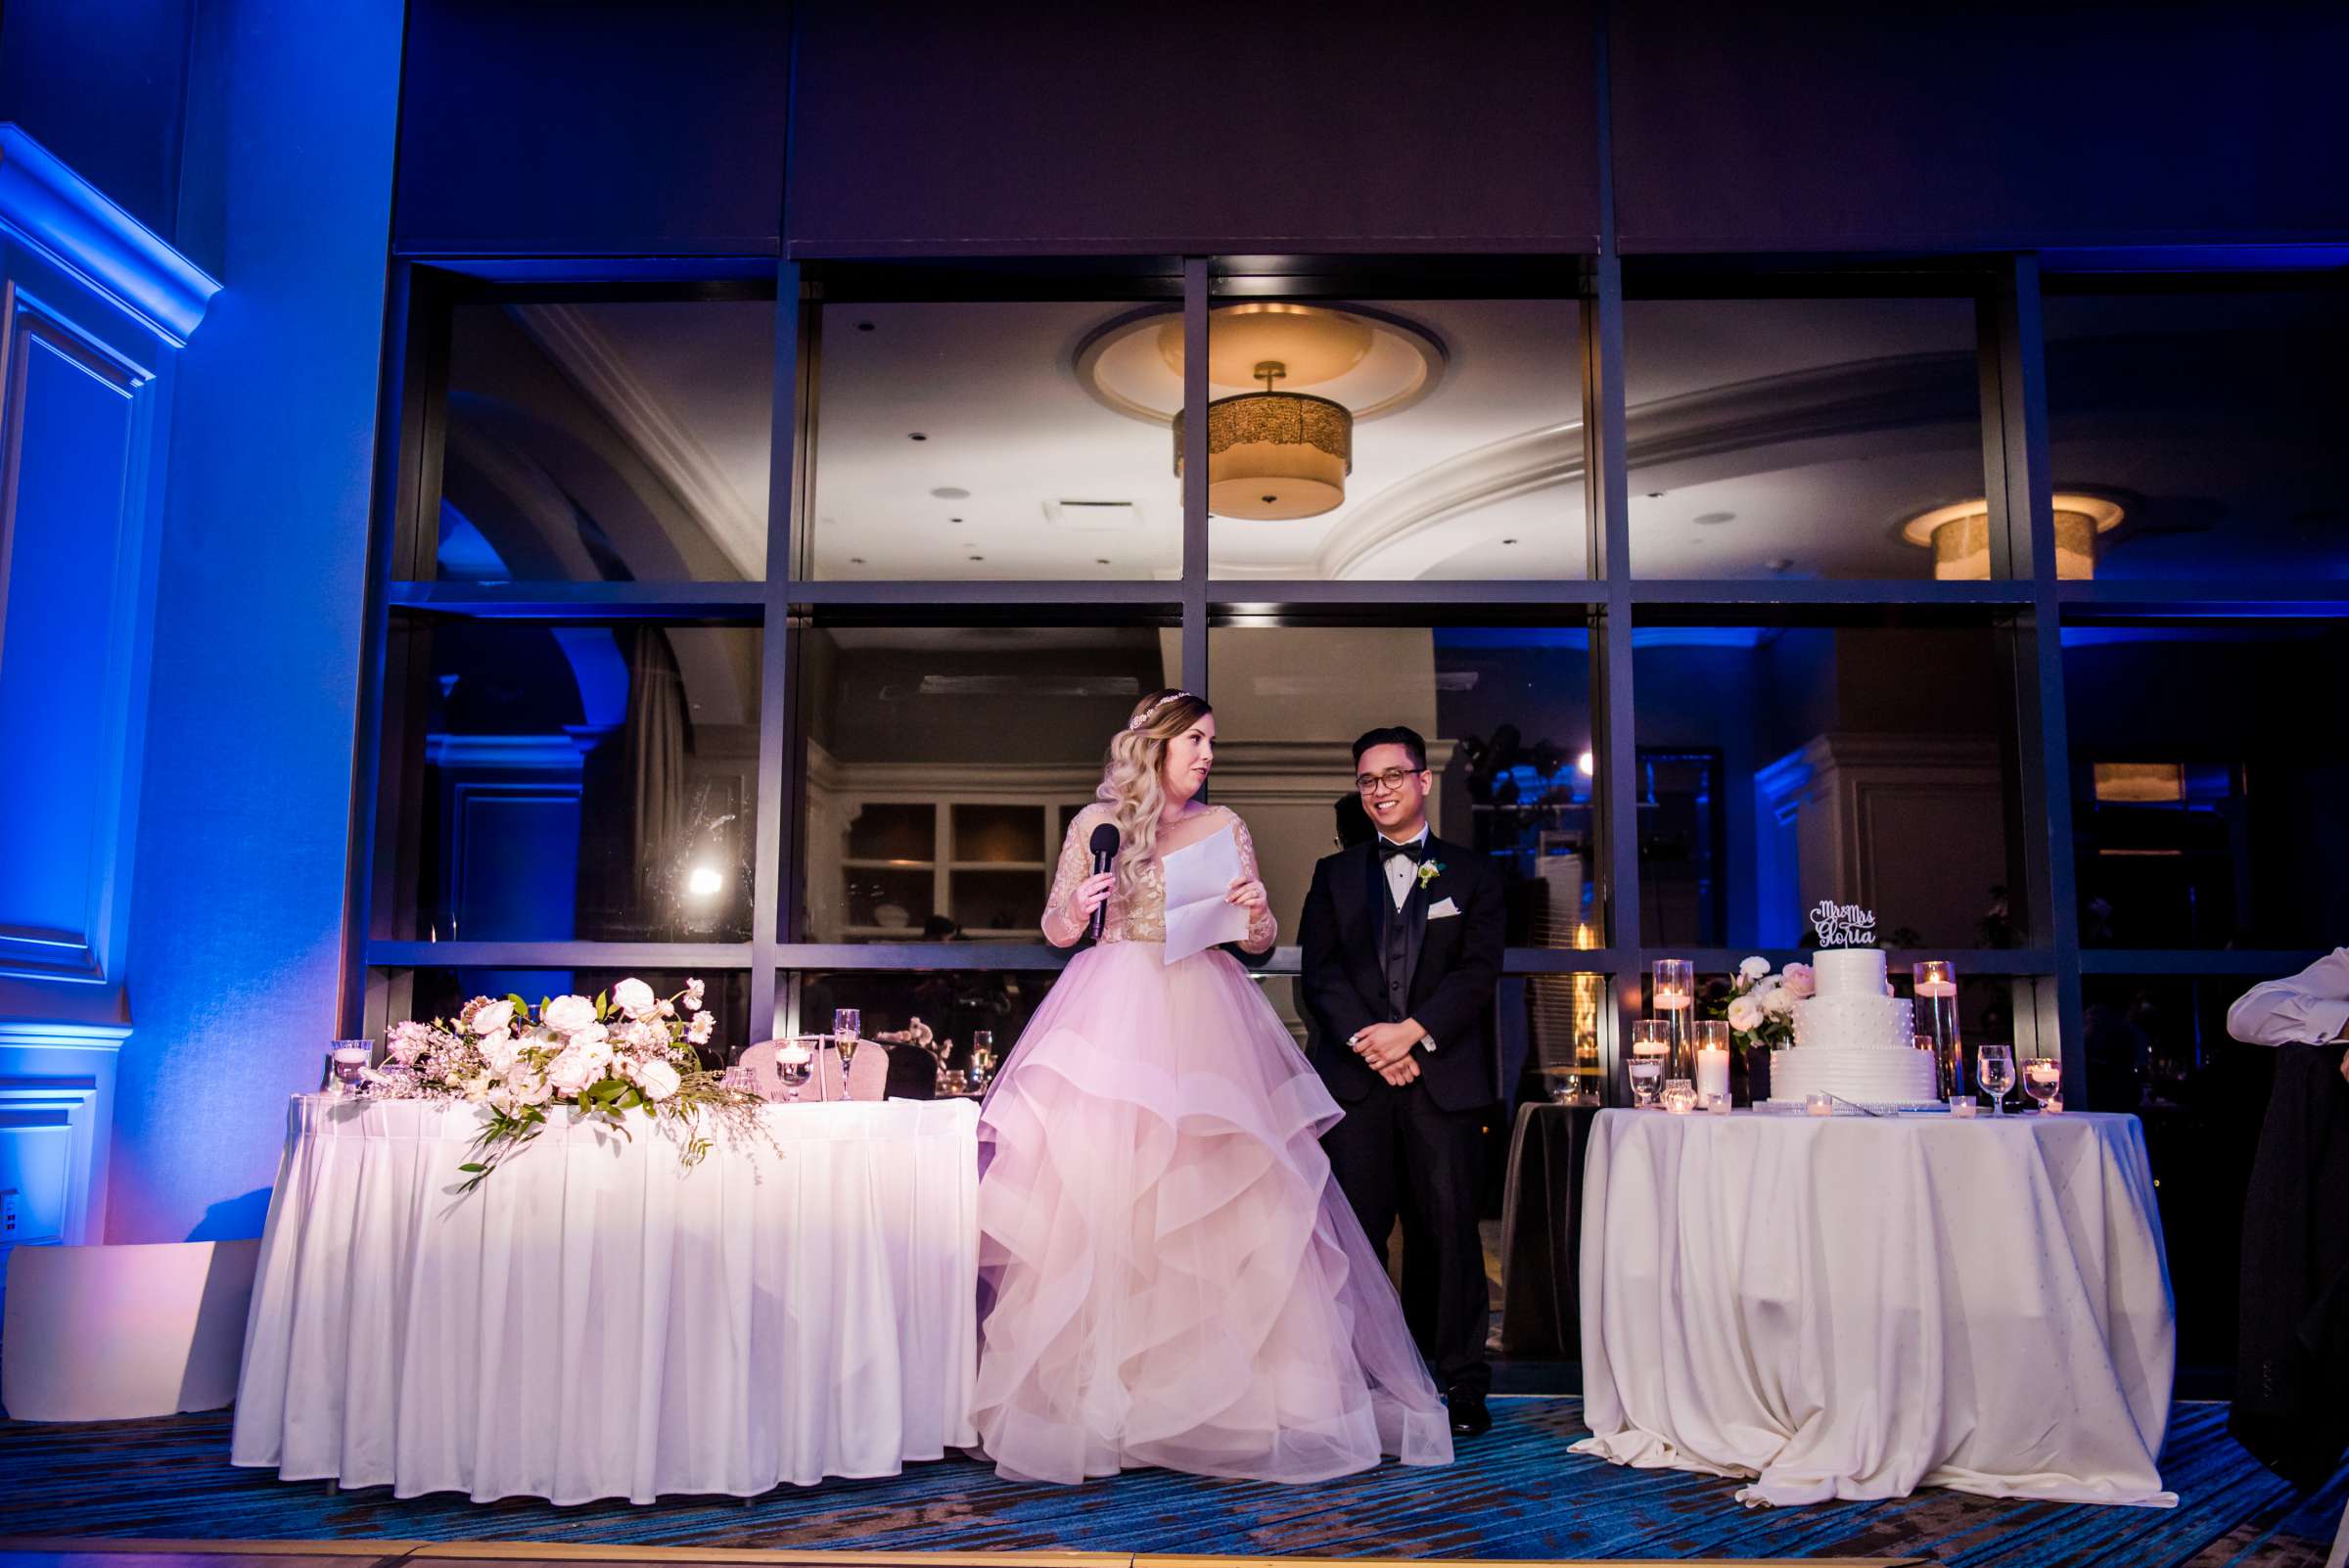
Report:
973,939,1453,1484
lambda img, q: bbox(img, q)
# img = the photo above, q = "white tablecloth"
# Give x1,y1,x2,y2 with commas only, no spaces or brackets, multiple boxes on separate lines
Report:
231,1094,979,1503
1575,1108,2176,1508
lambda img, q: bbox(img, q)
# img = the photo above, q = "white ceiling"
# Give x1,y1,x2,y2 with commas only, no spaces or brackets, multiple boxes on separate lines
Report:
517,291,2319,585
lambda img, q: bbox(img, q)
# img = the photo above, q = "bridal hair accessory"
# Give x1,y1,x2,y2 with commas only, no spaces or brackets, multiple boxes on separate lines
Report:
1810,899,1878,948
1128,691,1197,730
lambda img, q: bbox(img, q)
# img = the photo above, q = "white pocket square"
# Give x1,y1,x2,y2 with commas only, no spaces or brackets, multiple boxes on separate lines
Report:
1427,898,1460,919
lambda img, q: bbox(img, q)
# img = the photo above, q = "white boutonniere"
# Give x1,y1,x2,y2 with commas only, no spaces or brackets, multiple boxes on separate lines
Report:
1416,860,1443,892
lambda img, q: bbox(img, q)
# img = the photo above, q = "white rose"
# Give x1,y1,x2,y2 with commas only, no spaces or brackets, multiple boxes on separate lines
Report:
544,1048,600,1096
471,998,515,1038
636,1057,682,1102
1762,986,1796,1018
506,1067,552,1107
480,1029,522,1075
613,978,658,1019
1738,955,1771,983
543,994,597,1035
1727,994,1765,1034
573,1030,613,1071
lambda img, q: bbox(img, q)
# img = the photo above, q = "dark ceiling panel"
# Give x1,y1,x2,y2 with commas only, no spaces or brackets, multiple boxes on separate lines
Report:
787,0,1602,257
395,0,789,255
1611,2,2349,254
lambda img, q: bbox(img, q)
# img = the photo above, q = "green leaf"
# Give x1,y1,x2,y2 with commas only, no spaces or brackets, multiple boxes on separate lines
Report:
509,992,529,1018
595,991,610,1021
458,1162,486,1173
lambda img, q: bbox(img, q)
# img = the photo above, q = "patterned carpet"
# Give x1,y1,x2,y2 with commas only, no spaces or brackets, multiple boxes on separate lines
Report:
1,1398,2342,1565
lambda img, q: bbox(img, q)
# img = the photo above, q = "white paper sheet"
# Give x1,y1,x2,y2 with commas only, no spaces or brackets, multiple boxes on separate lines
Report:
1161,826,1249,964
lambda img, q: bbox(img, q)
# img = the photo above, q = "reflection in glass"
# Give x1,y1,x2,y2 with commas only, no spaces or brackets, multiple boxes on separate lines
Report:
807,299,1178,579
1625,297,1984,579
1200,299,1585,580
798,625,1174,941
2064,622,2349,948
437,299,774,581
387,970,750,1069
1633,621,2022,948
386,617,760,943
2045,288,2349,581
1205,625,1597,946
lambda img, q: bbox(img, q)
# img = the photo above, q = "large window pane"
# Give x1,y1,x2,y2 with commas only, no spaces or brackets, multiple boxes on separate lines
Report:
381,616,760,942
806,299,1179,579
1626,297,1987,579
378,969,753,1068
2046,286,2349,581
1633,618,2026,948
2065,621,2349,947
2082,971,2280,1372
1206,625,1600,946
1203,299,1586,579
798,623,1174,941
435,297,773,580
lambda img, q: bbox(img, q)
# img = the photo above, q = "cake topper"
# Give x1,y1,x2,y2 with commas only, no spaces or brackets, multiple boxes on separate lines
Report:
1811,899,1878,948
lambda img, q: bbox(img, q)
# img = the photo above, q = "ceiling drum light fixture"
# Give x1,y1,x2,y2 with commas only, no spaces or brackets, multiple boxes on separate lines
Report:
1073,300,1446,522
1900,492,2125,579
1174,360,1353,520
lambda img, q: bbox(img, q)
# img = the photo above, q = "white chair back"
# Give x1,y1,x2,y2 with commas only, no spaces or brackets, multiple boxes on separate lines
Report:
737,1037,890,1102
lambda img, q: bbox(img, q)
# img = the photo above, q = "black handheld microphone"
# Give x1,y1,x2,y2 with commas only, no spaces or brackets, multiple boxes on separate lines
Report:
1086,823,1121,943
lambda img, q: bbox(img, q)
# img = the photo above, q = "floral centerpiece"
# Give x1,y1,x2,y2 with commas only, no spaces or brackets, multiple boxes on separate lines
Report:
1701,956,1817,1098
366,977,761,1189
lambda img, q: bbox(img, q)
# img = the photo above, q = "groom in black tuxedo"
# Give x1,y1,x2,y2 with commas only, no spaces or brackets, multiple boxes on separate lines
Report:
1299,725,1504,1438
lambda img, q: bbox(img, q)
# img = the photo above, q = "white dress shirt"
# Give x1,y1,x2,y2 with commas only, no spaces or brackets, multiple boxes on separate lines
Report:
2227,948,2349,1046
1378,823,1432,910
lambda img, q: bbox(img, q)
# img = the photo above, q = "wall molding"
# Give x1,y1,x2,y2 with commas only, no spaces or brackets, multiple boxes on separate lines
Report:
0,125,220,347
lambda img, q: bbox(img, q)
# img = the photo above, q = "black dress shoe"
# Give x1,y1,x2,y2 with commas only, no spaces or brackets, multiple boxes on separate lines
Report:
1447,1387,1492,1438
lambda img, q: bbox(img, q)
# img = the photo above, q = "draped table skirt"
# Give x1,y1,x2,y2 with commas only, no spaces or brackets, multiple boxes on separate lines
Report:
1574,1108,2176,1509
231,1094,979,1504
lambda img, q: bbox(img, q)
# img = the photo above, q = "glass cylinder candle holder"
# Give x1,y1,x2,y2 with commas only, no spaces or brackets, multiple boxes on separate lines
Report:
1913,960,1963,1099
1652,959,1696,1078
1693,1019,1731,1105
1805,1091,1834,1117
1630,1019,1669,1107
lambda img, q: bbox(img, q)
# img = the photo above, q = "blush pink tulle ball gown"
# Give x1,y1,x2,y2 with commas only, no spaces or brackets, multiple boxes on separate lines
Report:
971,803,1454,1484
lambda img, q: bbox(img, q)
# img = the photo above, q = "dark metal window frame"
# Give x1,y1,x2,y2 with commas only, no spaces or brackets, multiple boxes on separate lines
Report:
344,243,2348,1106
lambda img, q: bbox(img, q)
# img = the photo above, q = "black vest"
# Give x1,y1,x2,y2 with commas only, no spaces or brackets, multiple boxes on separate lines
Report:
1372,850,1426,1022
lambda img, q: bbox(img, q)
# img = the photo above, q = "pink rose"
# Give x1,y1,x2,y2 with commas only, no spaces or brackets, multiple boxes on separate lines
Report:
545,1049,600,1096
1783,963,1816,998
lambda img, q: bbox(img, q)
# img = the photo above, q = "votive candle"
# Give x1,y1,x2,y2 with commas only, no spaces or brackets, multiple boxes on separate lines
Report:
1805,1091,1833,1117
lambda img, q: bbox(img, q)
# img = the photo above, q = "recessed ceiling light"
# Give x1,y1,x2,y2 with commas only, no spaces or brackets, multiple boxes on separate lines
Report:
948,516,964,524
850,557,866,565
1766,557,1794,572
1501,537,1519,546
1693,511,1735,527
856,321,876,332
1095,557,1111,565
968,555,986,562
908,432,928,441
931,485,970,499
1645,491,1665,499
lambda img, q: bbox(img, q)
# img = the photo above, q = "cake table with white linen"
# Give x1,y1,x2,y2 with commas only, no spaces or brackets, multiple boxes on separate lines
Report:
232,1094,979,1503
1576,1106,2175,1508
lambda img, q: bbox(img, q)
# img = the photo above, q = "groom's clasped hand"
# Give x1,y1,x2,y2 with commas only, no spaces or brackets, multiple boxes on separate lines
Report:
1350,1021,1423,1085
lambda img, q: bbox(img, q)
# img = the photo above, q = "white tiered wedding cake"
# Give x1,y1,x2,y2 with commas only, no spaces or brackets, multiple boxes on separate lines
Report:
1769,946,1939,1109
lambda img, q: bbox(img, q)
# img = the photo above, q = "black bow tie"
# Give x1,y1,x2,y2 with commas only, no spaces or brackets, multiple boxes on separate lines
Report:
1379,838,1426,864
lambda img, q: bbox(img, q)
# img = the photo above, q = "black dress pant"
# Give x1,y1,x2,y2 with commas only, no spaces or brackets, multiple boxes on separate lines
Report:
1321,1077,1490,1397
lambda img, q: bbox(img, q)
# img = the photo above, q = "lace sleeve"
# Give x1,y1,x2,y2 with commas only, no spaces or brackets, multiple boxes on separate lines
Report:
1041,808,1099,947
1230,810,1278,953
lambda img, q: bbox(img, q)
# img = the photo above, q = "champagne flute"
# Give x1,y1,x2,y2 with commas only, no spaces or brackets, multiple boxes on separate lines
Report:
972,1030,996,1087
2022,1056,2061,1111
832,1009,862,1101
1630,1019,1669,1108
1977,1044,2016,1117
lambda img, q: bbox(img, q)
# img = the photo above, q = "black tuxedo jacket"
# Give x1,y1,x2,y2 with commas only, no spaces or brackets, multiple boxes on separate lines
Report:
1298,835,1504,1113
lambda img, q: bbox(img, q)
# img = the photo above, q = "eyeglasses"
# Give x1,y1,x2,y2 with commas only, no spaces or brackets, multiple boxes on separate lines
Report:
1355,767,1424,796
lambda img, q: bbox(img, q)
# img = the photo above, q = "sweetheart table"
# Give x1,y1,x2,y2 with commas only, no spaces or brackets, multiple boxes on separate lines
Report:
231,1094,979,1503
1574,1107,2176,1508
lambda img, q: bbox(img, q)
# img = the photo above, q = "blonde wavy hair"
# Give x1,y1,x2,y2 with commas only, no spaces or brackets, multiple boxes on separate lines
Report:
1096,687,1214,900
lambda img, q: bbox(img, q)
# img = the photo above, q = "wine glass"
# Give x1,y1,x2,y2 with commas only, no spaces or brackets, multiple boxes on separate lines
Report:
972,1030,996,1086
1630,1019,1668,1107
832,1009,862,1100
1977,1044,2017,1117
2022,1056,2062,1111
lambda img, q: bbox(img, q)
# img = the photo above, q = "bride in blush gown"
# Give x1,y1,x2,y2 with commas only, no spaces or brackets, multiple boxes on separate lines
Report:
971,688,1454,1484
